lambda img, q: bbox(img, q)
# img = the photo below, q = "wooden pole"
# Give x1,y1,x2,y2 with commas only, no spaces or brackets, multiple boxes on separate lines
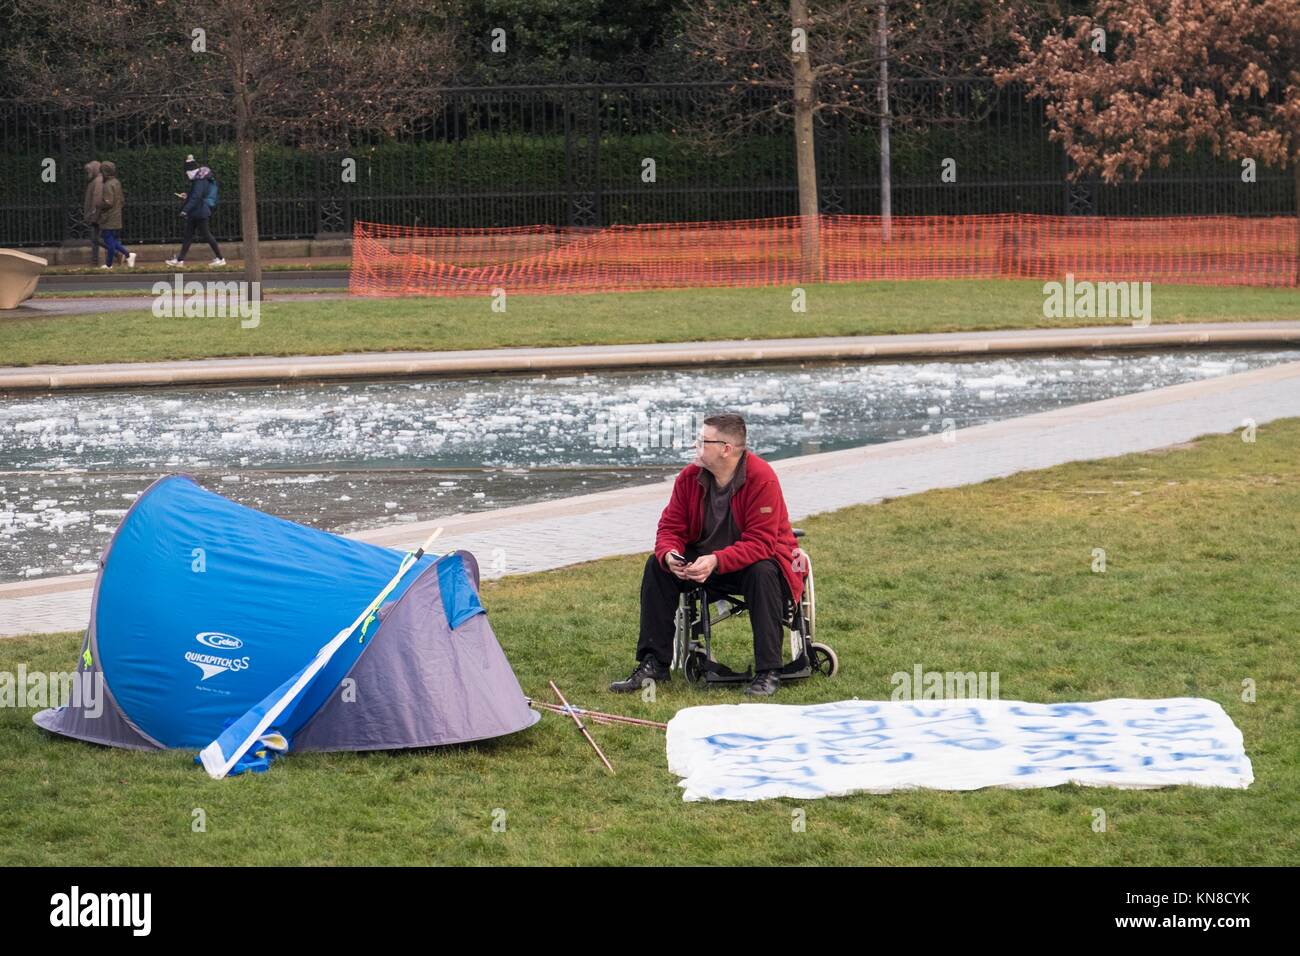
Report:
527,698,667,730
549,680,615,775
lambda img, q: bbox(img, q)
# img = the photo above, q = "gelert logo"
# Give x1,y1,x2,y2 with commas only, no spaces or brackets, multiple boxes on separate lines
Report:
187,632,250,680
195,631,243,650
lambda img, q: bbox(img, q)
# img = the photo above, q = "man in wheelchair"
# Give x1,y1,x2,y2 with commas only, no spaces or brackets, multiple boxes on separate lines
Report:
609,413,804,697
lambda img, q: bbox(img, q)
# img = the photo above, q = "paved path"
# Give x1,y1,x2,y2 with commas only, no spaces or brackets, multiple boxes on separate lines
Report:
33,259,350,294
4,358,1299,638
34,272,349,294
2,320,1299,391
5,292,348,319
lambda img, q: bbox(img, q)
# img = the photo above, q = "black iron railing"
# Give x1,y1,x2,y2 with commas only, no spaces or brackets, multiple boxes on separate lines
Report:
0,78,1290,249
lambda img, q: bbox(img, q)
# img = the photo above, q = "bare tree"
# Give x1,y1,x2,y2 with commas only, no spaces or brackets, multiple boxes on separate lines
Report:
6,0,460,284
999,0,1300,284
670,0,1023,275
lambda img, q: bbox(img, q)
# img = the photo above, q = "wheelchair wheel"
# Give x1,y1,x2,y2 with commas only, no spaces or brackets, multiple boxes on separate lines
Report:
800,556,816,639
809,642,838,678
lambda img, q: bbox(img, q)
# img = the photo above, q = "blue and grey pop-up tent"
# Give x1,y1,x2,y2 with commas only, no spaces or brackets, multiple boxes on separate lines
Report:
34,475,538,762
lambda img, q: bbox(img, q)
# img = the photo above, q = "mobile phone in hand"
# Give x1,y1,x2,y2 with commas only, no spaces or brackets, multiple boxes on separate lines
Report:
667,551,687,566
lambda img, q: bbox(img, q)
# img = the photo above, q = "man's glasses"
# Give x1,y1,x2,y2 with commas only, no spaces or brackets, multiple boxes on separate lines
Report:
693,438,728,447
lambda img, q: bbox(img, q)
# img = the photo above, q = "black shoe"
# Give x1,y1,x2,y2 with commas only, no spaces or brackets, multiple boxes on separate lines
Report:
609,657,670,694
744,670,781,697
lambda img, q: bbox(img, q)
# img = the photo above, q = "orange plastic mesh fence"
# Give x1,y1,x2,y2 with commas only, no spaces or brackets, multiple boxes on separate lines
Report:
351,214,1298,296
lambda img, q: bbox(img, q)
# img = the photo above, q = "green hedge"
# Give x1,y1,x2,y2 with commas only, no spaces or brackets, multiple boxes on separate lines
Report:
0,127,1069,202
0,128,1285,246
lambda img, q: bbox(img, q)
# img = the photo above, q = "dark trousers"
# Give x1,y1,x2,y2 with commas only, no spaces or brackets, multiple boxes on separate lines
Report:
100,229,128,266
178,216,222,260
89,224,101,264
637,551,788,672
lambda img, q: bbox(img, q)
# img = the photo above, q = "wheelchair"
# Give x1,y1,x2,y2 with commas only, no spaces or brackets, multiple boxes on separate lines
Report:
669,529,838,687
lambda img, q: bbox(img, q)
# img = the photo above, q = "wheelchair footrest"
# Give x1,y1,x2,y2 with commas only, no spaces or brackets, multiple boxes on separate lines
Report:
700,658,753,684
780,662,813,680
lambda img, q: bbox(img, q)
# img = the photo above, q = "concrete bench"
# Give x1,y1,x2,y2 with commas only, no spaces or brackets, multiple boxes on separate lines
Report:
0,249,48,309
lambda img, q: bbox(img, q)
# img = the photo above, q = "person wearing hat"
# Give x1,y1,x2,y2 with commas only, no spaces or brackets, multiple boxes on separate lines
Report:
83,160,104,265
165,155,226,267
97,161,136,269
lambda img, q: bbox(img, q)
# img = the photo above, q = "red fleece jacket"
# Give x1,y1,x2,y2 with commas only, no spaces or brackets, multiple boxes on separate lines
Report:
654,451,803,604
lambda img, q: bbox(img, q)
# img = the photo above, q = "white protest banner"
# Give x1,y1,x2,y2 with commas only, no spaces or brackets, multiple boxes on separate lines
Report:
666,698,1252,802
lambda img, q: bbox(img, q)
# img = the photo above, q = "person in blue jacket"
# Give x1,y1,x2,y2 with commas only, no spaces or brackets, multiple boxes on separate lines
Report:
166,156,226,267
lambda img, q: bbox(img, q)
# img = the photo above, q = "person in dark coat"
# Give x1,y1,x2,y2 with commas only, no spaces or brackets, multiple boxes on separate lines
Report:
96,161,136,269
83,160,104,265
166,156,225,267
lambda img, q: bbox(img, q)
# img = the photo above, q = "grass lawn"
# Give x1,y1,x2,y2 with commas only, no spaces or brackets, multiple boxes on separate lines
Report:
2,419,1296,865
2,279,1297,367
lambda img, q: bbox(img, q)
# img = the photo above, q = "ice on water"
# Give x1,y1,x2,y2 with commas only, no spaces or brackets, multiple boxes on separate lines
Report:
0,349,1292,582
